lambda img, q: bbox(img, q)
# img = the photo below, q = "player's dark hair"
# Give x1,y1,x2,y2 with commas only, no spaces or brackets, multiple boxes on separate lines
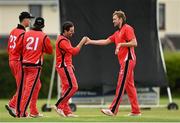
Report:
33,17,45,29
62,21,74,33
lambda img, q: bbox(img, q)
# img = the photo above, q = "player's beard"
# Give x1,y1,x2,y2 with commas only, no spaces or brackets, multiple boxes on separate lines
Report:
113,21,120,27
68,34,73,38
116,22,122,29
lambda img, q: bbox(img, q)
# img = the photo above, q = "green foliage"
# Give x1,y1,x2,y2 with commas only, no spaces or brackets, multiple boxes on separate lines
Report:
0,52,15,99
38,55,57,98
0,51,180,98
164,51,180,89
0,52,56,99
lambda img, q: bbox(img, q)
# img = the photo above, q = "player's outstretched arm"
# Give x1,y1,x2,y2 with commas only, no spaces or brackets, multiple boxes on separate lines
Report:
85,37,111,46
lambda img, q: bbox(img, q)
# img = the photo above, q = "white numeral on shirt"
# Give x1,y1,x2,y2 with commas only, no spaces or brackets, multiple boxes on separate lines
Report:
26,37,39,50
9,35,17,49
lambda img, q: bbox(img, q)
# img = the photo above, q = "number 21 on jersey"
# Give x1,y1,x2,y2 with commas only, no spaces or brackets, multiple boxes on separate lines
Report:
26,37,39,51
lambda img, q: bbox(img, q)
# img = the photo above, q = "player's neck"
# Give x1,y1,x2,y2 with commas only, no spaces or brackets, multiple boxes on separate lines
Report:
118,23,122,29
118,22,126,29
20,23,26,28
62,33,69,39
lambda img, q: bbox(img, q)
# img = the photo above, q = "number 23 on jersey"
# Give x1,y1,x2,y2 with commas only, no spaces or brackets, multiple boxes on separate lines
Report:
9,35,17,49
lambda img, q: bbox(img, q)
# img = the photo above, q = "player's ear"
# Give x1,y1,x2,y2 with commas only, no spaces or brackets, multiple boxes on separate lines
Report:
64,30,68,33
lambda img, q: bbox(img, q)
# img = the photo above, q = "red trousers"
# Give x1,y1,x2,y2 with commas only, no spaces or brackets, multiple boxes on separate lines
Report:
55,66,78,115
110,60,140,115
17,66,41,117
9,60,22,108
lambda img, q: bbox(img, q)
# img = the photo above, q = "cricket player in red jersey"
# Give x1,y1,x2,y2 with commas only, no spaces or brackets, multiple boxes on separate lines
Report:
6,12,34,117
55,21,87,117
86,10,141,116
17,17,53,117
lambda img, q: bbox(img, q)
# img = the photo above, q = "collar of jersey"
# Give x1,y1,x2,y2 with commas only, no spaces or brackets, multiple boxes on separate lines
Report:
17,24,26,31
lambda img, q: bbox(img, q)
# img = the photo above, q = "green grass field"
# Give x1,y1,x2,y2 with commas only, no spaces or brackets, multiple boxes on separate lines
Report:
0,97,180,122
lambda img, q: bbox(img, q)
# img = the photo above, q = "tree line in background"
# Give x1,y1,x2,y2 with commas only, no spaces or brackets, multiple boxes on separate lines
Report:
0,51,180,98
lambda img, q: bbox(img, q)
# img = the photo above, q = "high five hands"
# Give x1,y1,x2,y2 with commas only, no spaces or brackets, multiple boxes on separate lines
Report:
80,36,92,45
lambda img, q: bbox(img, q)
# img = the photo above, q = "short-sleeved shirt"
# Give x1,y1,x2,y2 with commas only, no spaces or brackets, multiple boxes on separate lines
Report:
56,35,80,68
108,24,137,64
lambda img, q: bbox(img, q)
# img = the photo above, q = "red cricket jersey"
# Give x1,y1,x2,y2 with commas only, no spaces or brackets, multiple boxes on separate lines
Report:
56,35,80,68
7,24,25,61
108,24,137,64
22,29,53,65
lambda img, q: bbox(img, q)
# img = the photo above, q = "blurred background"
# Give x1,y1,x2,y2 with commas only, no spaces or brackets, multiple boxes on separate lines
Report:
0,0,180,47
